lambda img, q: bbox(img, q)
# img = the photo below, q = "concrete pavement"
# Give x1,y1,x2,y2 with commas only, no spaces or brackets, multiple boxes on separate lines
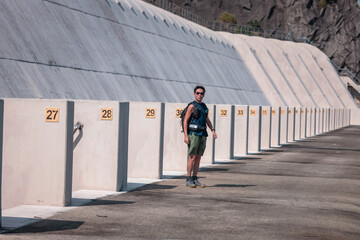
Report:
1,126,360,240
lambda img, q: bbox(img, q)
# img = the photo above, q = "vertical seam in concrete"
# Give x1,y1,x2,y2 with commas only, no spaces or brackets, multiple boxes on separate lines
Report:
245,106,249,154
258,106,262,151
212,105,216,163
117,102,129,191
159,103,165,179
230,105,235,159
65,101,74,206
0,99,4,227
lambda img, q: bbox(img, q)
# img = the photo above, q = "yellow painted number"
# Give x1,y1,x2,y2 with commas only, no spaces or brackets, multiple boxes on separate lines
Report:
250,109,256,116
237,109,244,116
220,109,228,117
146,108,156,118
272,110,277,115
101,108,113,120
45,108,60,122
175,108,183,118
262,109,268,115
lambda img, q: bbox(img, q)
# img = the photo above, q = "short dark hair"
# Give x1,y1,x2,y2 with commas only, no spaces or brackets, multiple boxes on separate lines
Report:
194,85,205,93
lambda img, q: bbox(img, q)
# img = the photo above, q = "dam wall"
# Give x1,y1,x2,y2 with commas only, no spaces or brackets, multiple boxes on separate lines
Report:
0,0,357,109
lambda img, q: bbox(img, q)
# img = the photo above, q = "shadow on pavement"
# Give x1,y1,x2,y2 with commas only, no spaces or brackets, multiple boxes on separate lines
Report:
208,184,256,188
132,184,177,192
4,218,84,234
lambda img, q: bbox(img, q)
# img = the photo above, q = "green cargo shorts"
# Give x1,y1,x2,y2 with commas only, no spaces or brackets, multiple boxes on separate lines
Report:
188,133,207,156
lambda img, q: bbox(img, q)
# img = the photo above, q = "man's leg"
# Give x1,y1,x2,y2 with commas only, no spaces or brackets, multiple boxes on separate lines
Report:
186,154,196,187
192,155,201,177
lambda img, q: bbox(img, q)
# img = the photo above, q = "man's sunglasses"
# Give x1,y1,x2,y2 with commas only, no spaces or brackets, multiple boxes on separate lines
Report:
195,92,204,95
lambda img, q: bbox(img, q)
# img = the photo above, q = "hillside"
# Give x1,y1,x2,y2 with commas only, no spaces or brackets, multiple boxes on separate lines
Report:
171,0,360,79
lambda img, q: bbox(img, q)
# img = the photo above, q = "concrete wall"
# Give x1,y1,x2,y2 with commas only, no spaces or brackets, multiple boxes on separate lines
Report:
287,107,295,142
248,106,261,153
128,102,164,179
214,105,232,160
163,103,188,173
2,98,73,210
279,107,288,144
300,108,306,139
260,106,271,150
202,104,215,165
72,100,126,192
270,107,280,147
233,105,249,156
294,107,301,140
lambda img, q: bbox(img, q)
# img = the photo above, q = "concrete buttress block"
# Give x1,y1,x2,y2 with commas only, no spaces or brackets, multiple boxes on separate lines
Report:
260,106,271,150
163,103,188,173
233,105,249,156
287,107,295,142
127,102,164,179
72,100,126,192
279,107,288,144
2,98,74,210
270,106,281,147
214,105,232,160
294,107,301,141
248,106,261,153
0,99,3,226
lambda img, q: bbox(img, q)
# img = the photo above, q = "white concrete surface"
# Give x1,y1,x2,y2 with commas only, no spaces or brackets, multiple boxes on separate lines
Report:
270,107,281,147
233,105,249,156
202,104,215,165
163,102,188,173
72,100,123,192
128,102,163,179
248,106,261,153
294,107,301,140
260,106,271,150
300,108,306,139
214,105,232,160
287,107,295,142
2,98,73,210
279,107,288,144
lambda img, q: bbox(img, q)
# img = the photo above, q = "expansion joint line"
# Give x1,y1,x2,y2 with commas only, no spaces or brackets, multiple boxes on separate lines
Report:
0,57,258,93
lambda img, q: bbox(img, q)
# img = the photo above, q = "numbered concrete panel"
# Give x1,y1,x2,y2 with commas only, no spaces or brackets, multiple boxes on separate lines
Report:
310,108,316,136
214,105,232,160
128,102,164,179
300,108,306,139
72,100,125,192
323,109,329,132
2,98,74,210
233,105,249,156
248,106,261,153
202,104,215,165
294,107,301,141
305,108,311,137
279,107,288,144
163,103,188,173
287,107,295,142
260,106,271,150
350,109,360,125
270,107,280,147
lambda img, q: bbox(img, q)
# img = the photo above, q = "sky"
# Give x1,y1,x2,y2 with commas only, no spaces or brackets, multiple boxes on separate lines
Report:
358,0,360,6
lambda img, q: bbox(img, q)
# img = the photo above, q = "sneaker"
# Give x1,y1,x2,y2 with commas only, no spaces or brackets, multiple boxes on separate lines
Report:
192,176,205,188
186,177,195,188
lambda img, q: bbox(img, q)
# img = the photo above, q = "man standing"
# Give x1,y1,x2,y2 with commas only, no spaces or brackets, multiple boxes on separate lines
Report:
183,85,217,188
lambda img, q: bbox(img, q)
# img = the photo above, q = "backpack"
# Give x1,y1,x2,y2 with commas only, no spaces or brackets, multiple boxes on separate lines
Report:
180,101,204,133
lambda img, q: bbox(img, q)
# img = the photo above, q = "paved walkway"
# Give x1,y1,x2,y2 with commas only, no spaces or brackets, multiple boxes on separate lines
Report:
1,126,360,240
